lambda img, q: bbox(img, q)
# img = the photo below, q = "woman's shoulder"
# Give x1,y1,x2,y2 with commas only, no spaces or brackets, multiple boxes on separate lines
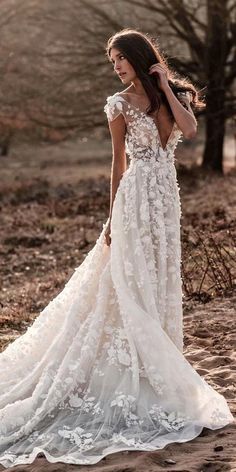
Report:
105,86,133,102
104,91,128,121
105,91,126,104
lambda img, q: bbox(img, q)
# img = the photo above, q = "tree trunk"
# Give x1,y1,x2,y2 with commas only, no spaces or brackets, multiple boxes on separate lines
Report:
202,90,226,172
202,0,228,173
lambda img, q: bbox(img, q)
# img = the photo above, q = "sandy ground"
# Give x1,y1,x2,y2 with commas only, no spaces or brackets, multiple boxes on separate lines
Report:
0,297,235,472
0,135,235,471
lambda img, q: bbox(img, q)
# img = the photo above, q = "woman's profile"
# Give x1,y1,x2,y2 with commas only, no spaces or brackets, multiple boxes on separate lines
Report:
0,28,234,468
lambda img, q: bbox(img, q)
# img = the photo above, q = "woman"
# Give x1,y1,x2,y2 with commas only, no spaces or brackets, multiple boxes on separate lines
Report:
0,28,234,468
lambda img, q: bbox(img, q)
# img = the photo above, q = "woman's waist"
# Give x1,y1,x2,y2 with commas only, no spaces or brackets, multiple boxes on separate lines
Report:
127,151,176,168
126,145,175,163
126,157,177,182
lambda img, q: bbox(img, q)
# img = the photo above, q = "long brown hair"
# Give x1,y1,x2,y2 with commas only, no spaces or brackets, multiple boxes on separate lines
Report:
106,28,205,116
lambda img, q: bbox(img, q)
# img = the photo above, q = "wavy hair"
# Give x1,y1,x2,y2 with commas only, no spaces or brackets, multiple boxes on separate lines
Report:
106,28,205,116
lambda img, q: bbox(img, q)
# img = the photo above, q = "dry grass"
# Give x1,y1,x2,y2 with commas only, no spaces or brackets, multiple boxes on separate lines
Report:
0,140,235,352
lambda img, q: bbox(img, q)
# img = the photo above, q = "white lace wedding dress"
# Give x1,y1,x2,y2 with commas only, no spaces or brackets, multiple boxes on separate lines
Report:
0,92,234,468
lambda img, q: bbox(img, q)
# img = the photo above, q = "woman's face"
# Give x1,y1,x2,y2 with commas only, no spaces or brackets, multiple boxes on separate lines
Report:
109,47,136,84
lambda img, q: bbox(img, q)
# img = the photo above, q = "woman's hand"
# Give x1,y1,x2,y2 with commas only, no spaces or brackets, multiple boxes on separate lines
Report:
148,63,169,92
105,219,111,246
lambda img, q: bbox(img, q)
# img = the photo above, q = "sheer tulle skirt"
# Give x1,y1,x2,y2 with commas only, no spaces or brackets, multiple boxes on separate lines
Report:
0,159,234,468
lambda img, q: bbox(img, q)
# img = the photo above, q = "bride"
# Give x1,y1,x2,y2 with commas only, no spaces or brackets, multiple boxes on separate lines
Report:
0,28,234,468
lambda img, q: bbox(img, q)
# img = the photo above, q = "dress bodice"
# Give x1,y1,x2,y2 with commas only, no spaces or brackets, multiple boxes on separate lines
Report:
104,92,186,164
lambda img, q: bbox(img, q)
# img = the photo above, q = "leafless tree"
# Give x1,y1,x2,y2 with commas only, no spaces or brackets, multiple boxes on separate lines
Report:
0,0,114,141
0,0,235,173
80,0,236,172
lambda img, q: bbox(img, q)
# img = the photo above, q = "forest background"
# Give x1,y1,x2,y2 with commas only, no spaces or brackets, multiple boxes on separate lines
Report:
0,1,235,470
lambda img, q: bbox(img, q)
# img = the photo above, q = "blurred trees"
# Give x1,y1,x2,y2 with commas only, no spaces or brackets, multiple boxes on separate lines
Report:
88,0,236,173
202,0,235,172
141,0,235,173
0,0,114,143
0,0,235,172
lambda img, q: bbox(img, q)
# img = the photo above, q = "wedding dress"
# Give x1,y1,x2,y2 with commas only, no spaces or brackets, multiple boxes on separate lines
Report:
0,91,234,468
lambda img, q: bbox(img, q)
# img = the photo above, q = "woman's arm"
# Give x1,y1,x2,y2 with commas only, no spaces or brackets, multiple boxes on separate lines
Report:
105,114,127,246
149,63,197,139
163,86,197,139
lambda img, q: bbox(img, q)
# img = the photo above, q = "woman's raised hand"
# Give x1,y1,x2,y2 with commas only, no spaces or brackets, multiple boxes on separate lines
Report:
148,63,169,92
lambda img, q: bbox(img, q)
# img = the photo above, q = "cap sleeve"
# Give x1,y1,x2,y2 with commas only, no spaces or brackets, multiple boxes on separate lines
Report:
104,94,124,122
